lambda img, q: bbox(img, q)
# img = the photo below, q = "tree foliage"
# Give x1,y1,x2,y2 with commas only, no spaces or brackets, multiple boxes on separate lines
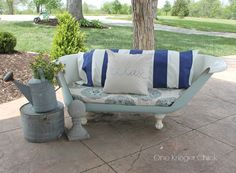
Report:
112,0,122,14
102,0,131,14
171,0,189,17
189,0,221,18
45,0,61,12
163,0,171,15
228,0,236,19
33,0,61,13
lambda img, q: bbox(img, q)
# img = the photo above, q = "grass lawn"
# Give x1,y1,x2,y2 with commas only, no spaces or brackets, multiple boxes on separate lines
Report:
157,16,236,33
108,15,236,33
1,21,236,56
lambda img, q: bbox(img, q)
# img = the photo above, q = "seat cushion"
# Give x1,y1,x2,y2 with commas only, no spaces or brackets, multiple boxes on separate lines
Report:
69,81,184,107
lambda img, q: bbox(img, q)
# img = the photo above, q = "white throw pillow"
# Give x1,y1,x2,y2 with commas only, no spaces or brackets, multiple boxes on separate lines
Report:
103,50,153,95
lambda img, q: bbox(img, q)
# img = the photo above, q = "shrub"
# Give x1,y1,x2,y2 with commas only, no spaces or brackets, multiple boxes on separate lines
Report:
50,12,87,60
79,19,105,29
0,32,17,53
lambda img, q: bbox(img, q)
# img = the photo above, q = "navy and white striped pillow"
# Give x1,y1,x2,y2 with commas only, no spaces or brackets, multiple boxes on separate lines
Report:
77,49,196,89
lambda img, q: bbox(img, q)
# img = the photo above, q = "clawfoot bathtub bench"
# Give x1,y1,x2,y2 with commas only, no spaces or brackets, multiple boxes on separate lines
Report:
57,49,227,140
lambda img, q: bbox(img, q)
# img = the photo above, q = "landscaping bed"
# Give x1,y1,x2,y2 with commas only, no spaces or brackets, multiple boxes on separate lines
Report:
34,18,58,26
0,52,36,104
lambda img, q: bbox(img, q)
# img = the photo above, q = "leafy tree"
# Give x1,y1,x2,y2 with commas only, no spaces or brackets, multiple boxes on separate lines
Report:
0,0,6,14
102,2,113,14
229,0,236,19
199,0,221,18
171,0,189,17
189,0,222,18
112,0,122,14
33,0,46,13
45,0,61,13
4,0,30,14
120,3,131,14
163,0,171,15
102,0,128,14
33,0,61,13
222,6,233,19
188,0,200,17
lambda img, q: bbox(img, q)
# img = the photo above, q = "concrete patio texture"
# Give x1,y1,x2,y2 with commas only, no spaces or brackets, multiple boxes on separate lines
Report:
0,56,236,173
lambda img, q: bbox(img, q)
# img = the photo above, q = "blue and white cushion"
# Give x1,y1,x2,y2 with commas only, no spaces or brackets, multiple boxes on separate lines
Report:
69,81,184,107
77,49,197,89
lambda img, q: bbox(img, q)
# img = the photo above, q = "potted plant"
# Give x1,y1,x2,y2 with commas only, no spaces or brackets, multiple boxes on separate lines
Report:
30,53,64,85
3,53,64,113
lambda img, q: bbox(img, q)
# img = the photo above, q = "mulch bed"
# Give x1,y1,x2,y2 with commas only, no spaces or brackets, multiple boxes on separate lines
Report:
0,52,37,104
34,18,58,26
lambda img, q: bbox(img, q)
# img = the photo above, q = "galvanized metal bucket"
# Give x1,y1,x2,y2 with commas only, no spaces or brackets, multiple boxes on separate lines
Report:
20,102,64,143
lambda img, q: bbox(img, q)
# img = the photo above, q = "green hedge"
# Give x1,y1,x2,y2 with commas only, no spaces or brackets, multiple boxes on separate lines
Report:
0,32,17,53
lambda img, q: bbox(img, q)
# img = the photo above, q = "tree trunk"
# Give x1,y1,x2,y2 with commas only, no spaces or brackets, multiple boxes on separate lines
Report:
152,0,158,19
131,0,154,50
6,0,14,15
68,0,84,20
36,5,40,13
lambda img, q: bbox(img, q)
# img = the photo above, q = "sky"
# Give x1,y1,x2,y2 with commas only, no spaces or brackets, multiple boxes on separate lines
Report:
82,0,229,8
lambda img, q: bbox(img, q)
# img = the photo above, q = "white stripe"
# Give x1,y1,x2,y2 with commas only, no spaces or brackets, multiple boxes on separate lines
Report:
142,50,155,88
189,50,198,85
92,49,106,86
77,52,87,83
118,49,130,54
142,50,155,55
167,51,180,88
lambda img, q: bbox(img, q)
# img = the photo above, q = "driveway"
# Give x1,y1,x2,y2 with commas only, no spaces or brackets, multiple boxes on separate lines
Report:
1,15,236,38
87,16,236,39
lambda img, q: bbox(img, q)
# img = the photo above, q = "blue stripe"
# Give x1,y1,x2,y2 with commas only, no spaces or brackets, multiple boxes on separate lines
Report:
130,49,143,54
111,49,119,53
101,49,119,86
153,50,168,88
82,50,94,86
179,51,193,88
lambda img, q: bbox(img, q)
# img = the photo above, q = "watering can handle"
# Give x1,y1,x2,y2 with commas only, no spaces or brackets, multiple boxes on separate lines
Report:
38,69,46,81
3,71,14,82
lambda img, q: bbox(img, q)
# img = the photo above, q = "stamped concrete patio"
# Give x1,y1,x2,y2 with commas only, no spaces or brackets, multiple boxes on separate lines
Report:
0,56,235,173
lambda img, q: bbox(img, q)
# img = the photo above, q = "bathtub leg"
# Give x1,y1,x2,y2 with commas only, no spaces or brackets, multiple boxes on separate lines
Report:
155,114,166,130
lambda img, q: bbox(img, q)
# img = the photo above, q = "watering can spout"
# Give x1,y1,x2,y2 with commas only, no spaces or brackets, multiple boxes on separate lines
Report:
3,72,33,104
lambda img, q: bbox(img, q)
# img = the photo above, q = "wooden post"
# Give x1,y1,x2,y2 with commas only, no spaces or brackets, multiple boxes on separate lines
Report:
131,0,155,50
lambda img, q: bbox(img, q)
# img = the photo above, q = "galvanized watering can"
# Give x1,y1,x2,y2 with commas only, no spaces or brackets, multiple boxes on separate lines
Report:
3,71,58,113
